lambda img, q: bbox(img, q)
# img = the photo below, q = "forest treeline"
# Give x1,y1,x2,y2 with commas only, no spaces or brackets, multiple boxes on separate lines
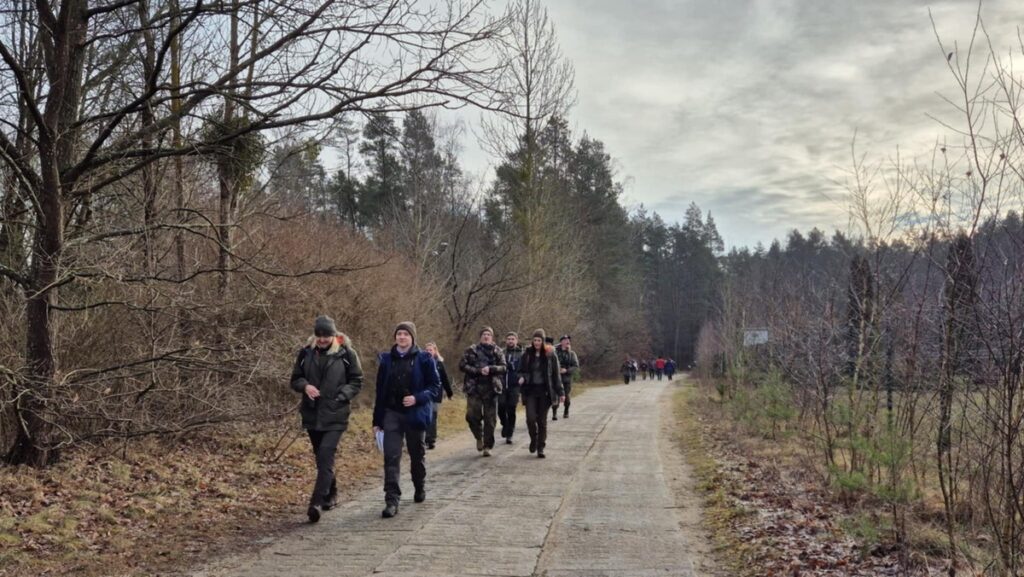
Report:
0,0,723,467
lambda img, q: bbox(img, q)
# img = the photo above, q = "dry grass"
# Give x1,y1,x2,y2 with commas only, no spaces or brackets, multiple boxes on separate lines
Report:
1,403,401,577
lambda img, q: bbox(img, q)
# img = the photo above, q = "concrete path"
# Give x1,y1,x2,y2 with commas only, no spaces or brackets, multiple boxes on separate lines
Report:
194,380,696,577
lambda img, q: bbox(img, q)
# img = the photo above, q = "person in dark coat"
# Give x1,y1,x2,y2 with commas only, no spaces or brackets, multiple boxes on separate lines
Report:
372,321,442,518
665,358,677,380
518,329,563,458
621,356,633,384
498,332,524,444
290,315,364,523
639,359,649,380
459,327,507,457
424,342,454,450
555,335,580,419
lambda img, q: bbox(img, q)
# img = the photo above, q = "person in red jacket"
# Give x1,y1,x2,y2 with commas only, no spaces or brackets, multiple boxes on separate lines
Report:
655,356,667,380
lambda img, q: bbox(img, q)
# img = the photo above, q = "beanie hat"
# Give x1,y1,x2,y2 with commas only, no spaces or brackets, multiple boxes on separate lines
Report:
532,328,546,341
545,336,554,345
395,321,417,344
314,315,337,337
505,331,519,339
480,326,494,337
559,334,571,343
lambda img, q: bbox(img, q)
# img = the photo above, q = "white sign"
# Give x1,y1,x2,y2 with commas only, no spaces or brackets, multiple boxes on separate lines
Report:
743,329,769,347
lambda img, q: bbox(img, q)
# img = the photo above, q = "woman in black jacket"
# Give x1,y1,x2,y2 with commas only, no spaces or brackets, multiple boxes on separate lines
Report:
424,342,454,449
517,329,564,458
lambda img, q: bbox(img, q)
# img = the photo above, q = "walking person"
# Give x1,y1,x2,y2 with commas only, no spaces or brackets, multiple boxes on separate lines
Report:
555,335,580,420
372,322,442,518
621,356,633,384
629,359,638,382
459,327,507,457
290,315,364,523
498,332,524,444
655,356,666,380
518,330,563,458
424,342,454,450
665,358,677,381
639,359,649,381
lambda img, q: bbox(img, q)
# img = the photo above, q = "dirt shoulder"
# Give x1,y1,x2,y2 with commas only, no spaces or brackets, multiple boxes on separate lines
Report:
656,377,721,577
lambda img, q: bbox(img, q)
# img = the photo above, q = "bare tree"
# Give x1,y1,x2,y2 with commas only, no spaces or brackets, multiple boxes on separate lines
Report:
0,0,505,465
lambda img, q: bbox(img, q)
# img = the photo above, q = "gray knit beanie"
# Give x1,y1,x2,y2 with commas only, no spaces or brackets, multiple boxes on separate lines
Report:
395,321,417,344
314,315,337,337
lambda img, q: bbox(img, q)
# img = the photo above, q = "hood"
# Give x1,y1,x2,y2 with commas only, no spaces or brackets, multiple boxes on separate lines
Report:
306,333,351,356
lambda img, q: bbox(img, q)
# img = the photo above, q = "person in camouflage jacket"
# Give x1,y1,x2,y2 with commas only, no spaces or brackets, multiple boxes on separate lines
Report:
458,327,507,456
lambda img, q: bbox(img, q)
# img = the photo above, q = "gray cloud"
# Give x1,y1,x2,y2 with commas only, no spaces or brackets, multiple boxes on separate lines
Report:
527,0,1024,248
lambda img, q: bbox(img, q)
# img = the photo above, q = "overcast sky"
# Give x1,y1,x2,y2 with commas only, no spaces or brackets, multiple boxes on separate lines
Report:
456,0,1024,249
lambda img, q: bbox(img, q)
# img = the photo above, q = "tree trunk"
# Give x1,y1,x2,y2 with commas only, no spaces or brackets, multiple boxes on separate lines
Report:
6,0,88,466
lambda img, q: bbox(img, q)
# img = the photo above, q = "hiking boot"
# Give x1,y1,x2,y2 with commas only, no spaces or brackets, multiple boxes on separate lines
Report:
427,442,436,450
537,451,546,459
482,449,491,457
307,504,322,523
563,409,569,418
506,437,513,445
323,494,338,511
529,439,536,453
552,414,558,421
414,488,426,503
381,504,399,518
476,438,484,452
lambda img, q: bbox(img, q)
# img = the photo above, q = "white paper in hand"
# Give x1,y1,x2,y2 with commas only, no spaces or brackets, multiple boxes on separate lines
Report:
375,430,385,453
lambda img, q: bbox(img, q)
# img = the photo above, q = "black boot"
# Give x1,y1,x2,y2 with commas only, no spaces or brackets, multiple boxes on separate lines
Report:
529,439,537,453
323,489,338,511
381,503,399,518
307,504,322,523
414,487,426,503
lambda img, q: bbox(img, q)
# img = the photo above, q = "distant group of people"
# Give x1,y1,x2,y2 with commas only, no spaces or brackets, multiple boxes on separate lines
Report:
288,316,580,523
619,355,676,384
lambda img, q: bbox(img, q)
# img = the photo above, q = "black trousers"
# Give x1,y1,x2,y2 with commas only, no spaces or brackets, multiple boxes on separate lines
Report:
498,386,521,439
524,394,551,451
307,429,343,507
382,409,426,506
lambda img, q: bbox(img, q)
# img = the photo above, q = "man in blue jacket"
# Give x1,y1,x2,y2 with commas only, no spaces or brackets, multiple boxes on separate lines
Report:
372,321,441,518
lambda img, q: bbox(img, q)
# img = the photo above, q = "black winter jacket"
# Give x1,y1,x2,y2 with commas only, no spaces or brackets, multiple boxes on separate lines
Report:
290,334,364,432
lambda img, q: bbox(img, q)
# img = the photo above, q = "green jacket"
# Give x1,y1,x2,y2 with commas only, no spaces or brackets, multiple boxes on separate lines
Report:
290,334,363,431
556,346,579,385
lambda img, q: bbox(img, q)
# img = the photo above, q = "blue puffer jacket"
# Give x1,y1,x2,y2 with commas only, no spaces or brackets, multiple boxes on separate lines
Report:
372,347,441,430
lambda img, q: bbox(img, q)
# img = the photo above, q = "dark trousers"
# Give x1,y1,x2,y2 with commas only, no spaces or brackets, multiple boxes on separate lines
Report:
466,395,498,449
554,380,572,417
524,394,551,451
656,369,663,380
307,429,343,507
426,401,439,446
382,409,426,506
498,386,520,439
